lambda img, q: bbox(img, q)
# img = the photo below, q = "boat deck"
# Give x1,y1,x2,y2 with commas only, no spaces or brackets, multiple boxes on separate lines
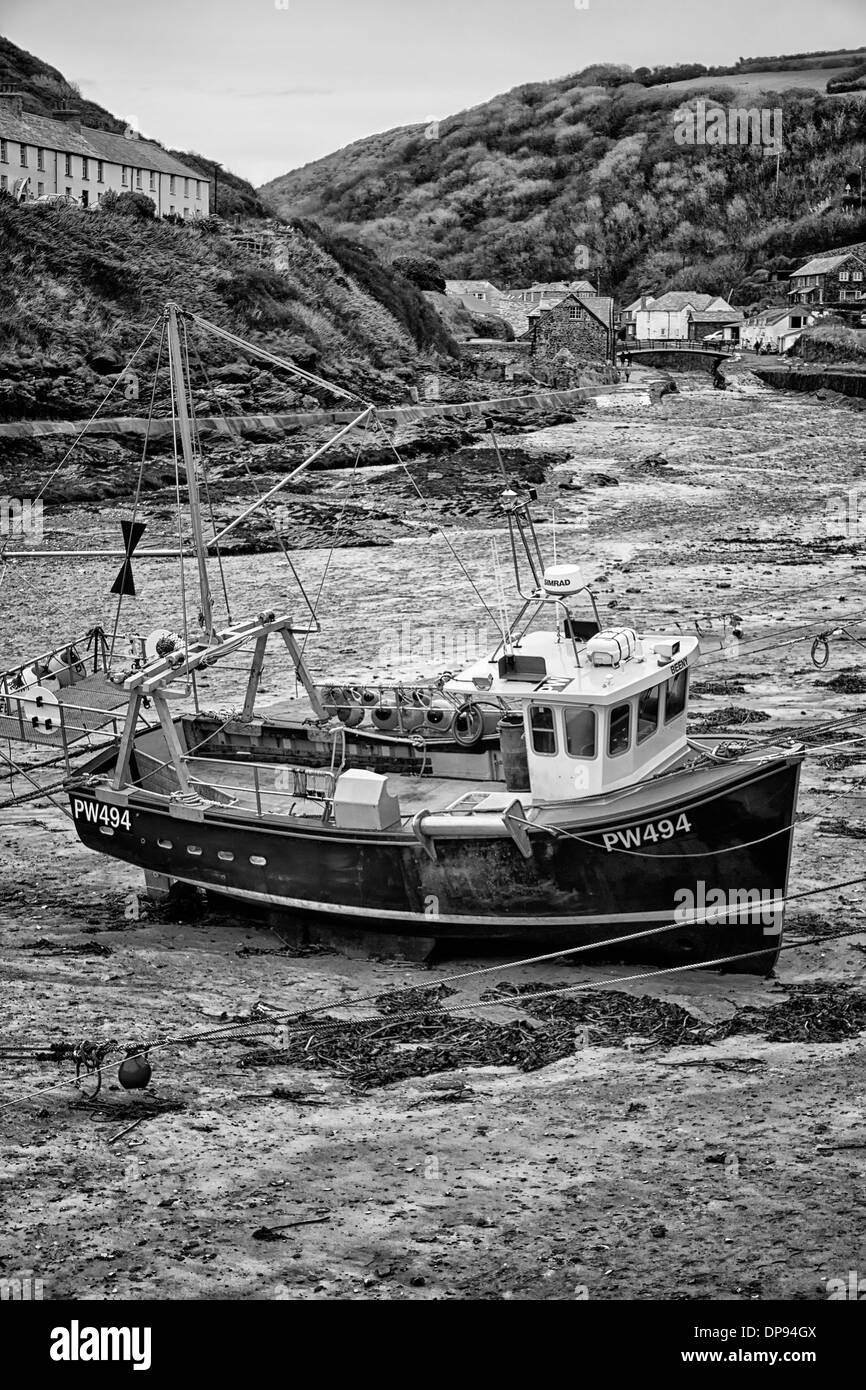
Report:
134,748,511,821
0,673,129,746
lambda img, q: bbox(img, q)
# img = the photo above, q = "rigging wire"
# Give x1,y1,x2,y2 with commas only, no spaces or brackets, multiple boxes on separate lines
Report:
187,335,321,629
370,413,507,640
108,320,167,664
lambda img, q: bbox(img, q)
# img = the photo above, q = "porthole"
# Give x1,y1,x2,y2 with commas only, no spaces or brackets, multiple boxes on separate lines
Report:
249,855,267,866
187,845,203,856
218,850,234,862
99,826,114,837
157,839,173,850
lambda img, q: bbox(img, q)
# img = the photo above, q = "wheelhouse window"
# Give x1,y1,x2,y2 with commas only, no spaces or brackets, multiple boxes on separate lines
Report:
637,684,662,744
529,704,557,756
664,669,688,723
608,702,631,756
564,706,596,758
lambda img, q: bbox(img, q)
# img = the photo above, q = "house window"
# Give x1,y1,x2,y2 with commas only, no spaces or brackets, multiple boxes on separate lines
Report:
19,144,27,167
564,706,596,758
853,272,863,282
169,175,176,193
840,271,851,281
637,685,662,743
568,305,581,319
664,669,688,723
0,175,6,190
196,179,201,199
183,206,191,218
65,186,72,197
97,160,104,182
64,153,72,176
37,148,45,171
609,703,632,756
81,157,89,180
0,139,6,162
149,171,155,191
169,204,175,214
529,704,557,756
37,181,44,196
121,165,128,185
184,177,189,197
135,169,142,189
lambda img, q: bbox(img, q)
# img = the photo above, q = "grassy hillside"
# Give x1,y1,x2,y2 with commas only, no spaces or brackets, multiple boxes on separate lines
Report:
261,58,866,303
0,34,266,220
0,197,454,421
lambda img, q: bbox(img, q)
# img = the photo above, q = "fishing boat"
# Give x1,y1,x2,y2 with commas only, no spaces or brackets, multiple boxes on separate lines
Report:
57,303,803,973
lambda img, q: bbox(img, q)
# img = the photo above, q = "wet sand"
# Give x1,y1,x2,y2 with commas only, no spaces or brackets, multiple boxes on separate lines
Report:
2,366,865,1300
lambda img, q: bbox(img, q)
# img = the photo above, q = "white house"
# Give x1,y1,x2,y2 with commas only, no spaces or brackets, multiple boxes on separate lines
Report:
635,291,737,342
444,279,502,309
740,307,816,354
0,94,209,218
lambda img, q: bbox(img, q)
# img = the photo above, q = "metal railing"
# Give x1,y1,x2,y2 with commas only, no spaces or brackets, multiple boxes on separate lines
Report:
623,339,738,354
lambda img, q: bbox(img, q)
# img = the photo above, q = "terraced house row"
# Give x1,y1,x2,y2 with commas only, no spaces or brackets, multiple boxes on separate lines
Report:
0,91,209,217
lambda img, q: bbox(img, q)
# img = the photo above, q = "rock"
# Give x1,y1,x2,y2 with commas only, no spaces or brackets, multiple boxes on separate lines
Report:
89,346,121,375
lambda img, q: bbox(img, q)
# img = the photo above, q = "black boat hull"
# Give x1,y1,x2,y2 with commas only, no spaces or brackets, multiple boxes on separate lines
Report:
68,753,801,974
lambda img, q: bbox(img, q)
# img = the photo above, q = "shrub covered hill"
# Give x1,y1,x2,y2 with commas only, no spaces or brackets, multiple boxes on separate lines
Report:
261,50,866,303
0,35,455,423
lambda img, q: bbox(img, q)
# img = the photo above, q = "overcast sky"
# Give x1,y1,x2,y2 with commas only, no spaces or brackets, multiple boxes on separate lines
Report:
2,0,863,187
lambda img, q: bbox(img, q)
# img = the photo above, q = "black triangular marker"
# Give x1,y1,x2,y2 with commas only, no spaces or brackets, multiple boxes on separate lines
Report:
110,519,146,597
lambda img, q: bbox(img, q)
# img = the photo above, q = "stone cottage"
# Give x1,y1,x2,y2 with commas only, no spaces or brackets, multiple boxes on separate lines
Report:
527,293,614,365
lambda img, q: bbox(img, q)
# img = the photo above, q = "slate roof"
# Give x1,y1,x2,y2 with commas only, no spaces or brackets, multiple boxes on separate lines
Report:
688,308,744,323
791,253,866,278
530,293,614,329
0,107,203,180
445,279,500,295
642,291,721,313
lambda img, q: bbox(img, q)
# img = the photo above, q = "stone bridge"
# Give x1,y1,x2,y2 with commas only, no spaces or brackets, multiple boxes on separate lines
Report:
623,342,734,374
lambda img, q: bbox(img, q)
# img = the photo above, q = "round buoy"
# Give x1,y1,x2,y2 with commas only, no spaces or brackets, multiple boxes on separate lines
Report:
118,1052,152,1090
371,704,400,732
423,702,454,734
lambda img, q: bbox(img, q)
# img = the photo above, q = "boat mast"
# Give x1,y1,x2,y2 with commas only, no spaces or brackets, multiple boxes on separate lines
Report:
165,302,216,644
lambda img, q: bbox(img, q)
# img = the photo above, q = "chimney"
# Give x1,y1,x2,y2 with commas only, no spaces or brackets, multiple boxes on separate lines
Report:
52,109,82,132
0,90,25,118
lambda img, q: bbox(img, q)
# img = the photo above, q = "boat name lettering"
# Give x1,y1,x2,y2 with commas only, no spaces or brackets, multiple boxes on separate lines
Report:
601,812,692,852
72,798,131,831
669,657,687,676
